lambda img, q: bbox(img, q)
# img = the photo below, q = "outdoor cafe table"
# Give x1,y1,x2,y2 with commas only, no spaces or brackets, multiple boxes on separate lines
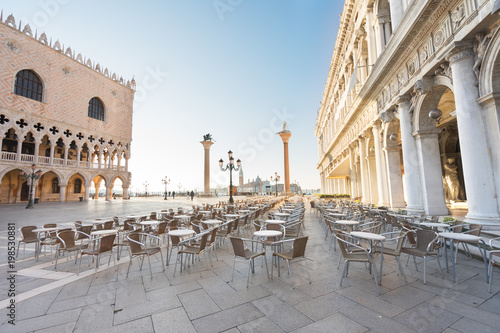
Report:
198,210,212,216
202,219,223,227
32,226,66,261
350,231,386,284
126,215,148,222
139,220,160,231
263,219,286,225
273,212,290,220
419,222,450,231
166,229,196,265
438,232,488,282
223,214,240,220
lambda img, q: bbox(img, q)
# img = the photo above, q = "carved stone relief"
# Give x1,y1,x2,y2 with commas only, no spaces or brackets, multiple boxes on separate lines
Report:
473,32,492,86
451,4,465,31
434,62,452,81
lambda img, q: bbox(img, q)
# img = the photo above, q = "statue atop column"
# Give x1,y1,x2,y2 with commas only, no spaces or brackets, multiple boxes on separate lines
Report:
203,133,215,142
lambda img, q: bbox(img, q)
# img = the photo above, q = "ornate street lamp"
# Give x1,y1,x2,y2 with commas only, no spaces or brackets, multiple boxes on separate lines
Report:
20,164,42,209
162,177,170,200
270,172,280,196
219,150,241,204
143,181,149,197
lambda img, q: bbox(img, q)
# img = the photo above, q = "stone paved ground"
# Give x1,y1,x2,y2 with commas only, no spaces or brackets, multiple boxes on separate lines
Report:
0,197,499,332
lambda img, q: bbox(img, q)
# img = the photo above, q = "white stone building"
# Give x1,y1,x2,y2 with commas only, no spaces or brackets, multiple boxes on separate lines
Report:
316,0,500,224
0,13,134,203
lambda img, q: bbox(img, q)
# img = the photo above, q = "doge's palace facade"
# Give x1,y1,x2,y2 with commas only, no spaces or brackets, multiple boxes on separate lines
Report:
316,0,500,224
0,13,135,203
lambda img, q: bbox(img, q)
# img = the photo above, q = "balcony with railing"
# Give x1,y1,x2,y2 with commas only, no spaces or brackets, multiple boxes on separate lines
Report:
1,152,126,171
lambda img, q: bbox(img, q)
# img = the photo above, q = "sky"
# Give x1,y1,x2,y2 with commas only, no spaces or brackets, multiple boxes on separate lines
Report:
1,0,343,193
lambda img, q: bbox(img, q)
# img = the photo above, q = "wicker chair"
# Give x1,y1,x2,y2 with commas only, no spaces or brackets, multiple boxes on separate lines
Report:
78,234,116,275
229,237,268,288
271,236,311,288
126,233,165,278
16,226,38,259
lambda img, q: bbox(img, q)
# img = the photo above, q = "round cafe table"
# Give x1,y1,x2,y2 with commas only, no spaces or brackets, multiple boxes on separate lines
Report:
166,229,196,265
350,231,386,284
202,219,222,227
438,232,488,282
263,219,286,225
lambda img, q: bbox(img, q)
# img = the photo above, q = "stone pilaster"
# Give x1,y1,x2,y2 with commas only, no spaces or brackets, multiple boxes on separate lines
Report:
358,136,370,203
372,121,390,206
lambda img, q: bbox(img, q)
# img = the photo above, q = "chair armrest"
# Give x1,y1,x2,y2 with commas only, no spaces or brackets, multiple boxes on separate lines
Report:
426,233,439,253
489,236,500,249
271,238,295,246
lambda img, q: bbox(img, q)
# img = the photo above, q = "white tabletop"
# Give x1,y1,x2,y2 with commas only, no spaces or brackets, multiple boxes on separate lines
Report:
87,220,107,225
91,229,118,236
127,215,147,220
335,220,360,226
169,229,195,237
438,232,481,241
173,215,191,219
328,213,346,216
351,231,386,241
264,219,286,224
198,211,212,214
274,212,290,216
32,227,65,233
420,222,450,229
238,210,251,213
203,219,222,225
224,214,240,218
254,230,283,237
139,221,160,226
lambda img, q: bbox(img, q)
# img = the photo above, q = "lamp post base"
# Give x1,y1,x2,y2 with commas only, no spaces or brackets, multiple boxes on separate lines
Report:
26,201,34,209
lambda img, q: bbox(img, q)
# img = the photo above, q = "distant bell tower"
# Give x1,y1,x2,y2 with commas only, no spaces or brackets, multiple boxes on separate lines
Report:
239,167,244,186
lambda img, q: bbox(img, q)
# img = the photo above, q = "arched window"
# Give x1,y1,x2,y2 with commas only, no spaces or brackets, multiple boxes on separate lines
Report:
74,178,82,194
14,70,43,102
51,177,60,193
88,97,105,121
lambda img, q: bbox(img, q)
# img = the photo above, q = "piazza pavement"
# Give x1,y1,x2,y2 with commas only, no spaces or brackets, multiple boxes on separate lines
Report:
0,196,499,332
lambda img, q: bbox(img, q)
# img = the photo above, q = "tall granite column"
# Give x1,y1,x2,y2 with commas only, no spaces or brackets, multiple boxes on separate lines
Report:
201,140,214,195
278,129,292,193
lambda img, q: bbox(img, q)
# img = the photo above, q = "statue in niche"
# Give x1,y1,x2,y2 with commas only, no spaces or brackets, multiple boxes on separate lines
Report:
443,157,460,201
473,32,492,86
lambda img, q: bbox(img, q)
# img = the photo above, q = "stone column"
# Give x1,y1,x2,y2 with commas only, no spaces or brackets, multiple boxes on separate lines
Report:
384,146,406,208
366,8,377,67
49,144,55,165
278,130,292,193
125,156,129,172
94,183,100,200
414,129,448,216
122,186,129,200
447,44,500,224
117,154,122,171
59,184,67,202
201,141,214,194
34,138,40,164
367,154,378,204
63,146,69,166
16,136,22,161
349,147,358,198
376,19,385,55
84,184,90,201
372,122,390,206
358,136,370,203
389,0,404,30
397,96,424,213
105,185,111,201
76,147,81,167
98,150,102,169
